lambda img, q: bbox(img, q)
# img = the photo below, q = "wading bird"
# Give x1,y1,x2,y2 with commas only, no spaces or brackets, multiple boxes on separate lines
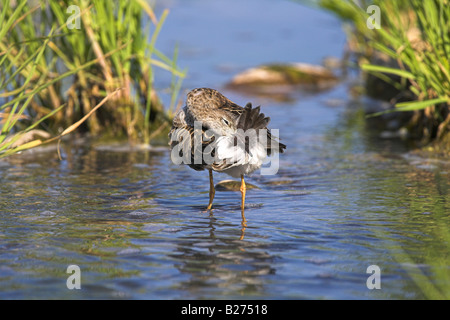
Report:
169,88,286,221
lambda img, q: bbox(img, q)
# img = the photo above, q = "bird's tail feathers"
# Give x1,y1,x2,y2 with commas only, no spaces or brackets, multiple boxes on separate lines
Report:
237,103,270,130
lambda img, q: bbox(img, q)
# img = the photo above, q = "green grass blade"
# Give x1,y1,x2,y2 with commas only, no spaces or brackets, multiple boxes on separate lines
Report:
362,64,416,79
394,98,449,111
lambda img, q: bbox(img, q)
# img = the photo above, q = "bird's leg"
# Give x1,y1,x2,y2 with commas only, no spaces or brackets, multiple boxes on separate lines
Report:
240,175,247,240
240,174,247,222
206,169,215,210
240,221,246,241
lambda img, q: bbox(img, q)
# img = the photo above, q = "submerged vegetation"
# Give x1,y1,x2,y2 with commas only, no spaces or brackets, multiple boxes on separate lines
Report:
0,0,186,158
320,0,450,150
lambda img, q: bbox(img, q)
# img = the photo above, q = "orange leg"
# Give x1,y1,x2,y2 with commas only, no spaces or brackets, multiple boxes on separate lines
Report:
240,175,247,240
206,169,215,210
240,175,247,221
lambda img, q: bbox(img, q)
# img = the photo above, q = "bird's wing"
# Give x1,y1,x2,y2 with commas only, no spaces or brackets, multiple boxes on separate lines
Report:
237,102,269,130
169,121,218,171
219,100,244,118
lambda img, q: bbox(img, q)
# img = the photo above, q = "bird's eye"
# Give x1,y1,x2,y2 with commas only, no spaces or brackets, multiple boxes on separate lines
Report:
221,118,230,126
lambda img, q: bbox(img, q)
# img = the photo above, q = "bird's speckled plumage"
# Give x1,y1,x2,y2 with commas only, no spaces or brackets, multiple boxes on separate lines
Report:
169,87,286,214
169,88,285,176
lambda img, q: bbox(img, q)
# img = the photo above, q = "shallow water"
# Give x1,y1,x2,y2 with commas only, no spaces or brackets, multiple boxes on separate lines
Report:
1,0,449,300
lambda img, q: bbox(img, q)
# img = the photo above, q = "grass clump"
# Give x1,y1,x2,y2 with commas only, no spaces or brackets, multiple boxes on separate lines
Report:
0,0,186,158
320,0,450,148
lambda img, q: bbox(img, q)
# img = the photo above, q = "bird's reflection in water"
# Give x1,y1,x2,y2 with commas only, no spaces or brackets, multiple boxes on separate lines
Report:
240,208,247,240
207,207,247,240
170,209,275,297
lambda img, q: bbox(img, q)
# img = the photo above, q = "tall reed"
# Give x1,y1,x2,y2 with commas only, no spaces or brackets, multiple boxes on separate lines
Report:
0,0,186,157
320,0,450,145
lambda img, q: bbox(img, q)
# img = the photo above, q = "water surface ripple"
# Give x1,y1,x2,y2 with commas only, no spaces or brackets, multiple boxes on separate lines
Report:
1,0,449,300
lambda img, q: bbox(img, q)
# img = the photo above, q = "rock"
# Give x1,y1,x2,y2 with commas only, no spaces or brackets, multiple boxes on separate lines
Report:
265,179,293,186
215,179,259,191
226,62,339,99
322,56,343,69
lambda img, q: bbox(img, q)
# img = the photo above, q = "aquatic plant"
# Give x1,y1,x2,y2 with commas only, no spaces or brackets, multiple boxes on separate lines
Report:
318,0,450,299
0,0,186,158
320,0,450,147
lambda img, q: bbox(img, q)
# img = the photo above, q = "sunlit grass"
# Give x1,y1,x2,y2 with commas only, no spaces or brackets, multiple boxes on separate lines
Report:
0,0,186,157
320,0,450,145
319,0,450,299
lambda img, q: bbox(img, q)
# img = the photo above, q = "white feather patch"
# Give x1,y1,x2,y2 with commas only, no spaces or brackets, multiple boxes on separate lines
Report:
215,134,268,177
